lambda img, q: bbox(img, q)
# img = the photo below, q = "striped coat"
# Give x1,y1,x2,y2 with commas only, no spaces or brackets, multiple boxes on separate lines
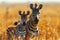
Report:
7,11,30,40
24,3,43,40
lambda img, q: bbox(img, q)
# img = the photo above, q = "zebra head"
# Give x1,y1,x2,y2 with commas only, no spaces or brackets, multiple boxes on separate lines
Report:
30,3,43,23
19,11,30,25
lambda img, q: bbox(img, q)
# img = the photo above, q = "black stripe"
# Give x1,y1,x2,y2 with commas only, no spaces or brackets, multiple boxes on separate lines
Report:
28,20,38,33
28,26,35,32
30,22,34,29
28,25,38,33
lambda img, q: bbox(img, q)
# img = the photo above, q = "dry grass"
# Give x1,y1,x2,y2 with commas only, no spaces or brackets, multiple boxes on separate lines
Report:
0,3,60,40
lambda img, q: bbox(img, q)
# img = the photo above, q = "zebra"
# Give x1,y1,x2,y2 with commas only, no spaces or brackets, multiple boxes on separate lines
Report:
24,3,43,40
7,11,30,40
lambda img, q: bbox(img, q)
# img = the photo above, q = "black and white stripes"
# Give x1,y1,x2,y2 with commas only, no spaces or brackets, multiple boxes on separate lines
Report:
7,11,30,40
6,3,43,40
25,3,43,40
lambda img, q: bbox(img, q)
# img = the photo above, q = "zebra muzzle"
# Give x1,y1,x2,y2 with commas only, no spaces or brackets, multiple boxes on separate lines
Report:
23,22,26,25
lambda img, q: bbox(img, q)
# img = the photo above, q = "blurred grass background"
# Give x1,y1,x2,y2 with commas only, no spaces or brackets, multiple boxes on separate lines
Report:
0,3,60,40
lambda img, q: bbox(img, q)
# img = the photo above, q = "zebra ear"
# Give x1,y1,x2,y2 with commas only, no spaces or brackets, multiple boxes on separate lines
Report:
19,11,22,15
30,4,33,9
38,4,43,9
27,11,30,15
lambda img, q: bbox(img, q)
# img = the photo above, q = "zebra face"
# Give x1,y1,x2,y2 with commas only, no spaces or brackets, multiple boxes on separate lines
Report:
21,14,27,25
19,11,30,25
30,3,42,23
31,14,40,24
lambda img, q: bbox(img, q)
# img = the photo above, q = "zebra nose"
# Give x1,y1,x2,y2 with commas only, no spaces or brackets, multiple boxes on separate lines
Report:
23,22,26,25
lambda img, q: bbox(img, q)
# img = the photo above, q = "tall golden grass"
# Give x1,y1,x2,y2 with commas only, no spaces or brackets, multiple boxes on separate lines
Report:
0,3,60,40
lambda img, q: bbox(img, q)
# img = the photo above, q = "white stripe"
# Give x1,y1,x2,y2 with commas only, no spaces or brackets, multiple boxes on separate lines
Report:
37,15,40,20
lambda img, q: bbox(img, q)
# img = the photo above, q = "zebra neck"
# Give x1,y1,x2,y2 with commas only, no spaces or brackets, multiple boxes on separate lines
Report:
29,20,37,28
